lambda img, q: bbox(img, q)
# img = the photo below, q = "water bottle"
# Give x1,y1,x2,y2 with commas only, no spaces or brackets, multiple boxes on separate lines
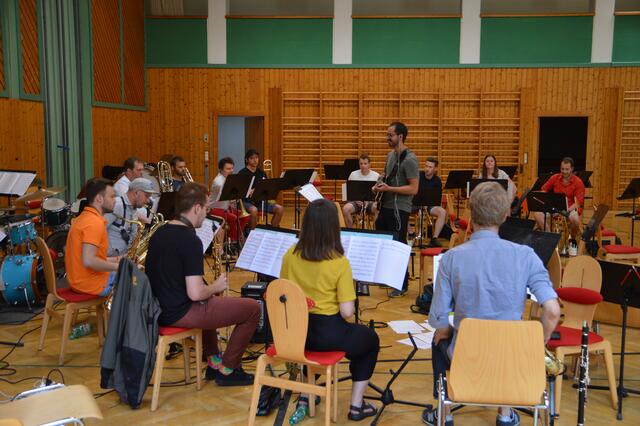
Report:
69,322,92,340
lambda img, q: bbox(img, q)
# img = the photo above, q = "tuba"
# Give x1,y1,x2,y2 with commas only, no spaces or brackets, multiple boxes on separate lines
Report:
158,161,174,192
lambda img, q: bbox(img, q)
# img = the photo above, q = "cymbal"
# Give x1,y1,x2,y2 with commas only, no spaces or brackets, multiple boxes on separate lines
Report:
16,186,66,204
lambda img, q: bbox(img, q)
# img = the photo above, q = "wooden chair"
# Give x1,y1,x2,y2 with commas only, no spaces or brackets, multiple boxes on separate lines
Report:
547,281,618,413
419,247,444,288
598,243,640,264
35,237,107,365
151,326,203,411
561,255,601,291
527,249,561,320
334,201,346,228
0,384,102,425
248,279,344,426
437,319,549,425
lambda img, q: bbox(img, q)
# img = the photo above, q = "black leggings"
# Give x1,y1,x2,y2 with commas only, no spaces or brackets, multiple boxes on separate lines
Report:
307,313,379,382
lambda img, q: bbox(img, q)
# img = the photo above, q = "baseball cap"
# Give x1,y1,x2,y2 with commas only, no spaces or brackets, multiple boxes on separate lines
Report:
129,178,159,194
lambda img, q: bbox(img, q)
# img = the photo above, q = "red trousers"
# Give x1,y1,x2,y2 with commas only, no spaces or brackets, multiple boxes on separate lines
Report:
210,208,251,241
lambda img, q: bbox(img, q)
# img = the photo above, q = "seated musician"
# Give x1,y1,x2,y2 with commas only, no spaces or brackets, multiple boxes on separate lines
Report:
280,199,380,423
423,182,560,426
114,157,145,197
170,155,189,192
413,157,446,247
533,157,585,240
209,157,251,242
146,182,260,386
105,178,158,257
238,149,284,228
478,154,517,202
65,178,121,296
342,153,380,228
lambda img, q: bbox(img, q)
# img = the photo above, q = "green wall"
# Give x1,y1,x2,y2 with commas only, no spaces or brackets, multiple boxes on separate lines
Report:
227,18,332,65
353,18,460,65
613,15,640,63
481,16,593,64
145,18,207,65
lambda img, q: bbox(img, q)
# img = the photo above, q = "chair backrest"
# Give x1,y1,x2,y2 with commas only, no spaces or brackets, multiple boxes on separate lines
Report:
448,319,546,406
34,237,60,299
546,249,562,289
561,255,602,292
265,279,314,364
334,202,346,228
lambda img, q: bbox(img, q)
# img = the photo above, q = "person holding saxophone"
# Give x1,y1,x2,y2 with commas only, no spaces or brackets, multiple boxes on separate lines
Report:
105,178,159,257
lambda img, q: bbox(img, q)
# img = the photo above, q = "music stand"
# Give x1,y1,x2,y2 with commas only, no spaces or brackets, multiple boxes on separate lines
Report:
467,178,508,197
250,178,286,224
0,169,36,206
526,191,568,232
499,227,561,265
343,158,360,174
575,171,593,188
593,261,640,420
157,192,177,221
615,178,640,245
346,180,377,230
281,169,315,229
531,172,554,191
324,164,349,200
444,170,474,217
502,166,518,179
580,204,609,252
218,173,254,248
412,185,442,248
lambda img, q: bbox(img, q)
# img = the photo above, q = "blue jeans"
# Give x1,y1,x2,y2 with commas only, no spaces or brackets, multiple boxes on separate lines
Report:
432,338,452,399
99,272,117,297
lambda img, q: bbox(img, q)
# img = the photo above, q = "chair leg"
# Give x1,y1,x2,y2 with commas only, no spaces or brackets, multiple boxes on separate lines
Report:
38,294,55,351
59,304,75,365
151,338,167,412
95,304,105,347
600,341,619,409
248,355,267,426
420,255,425,287
183,338,192,384
324,365,332,426
332,364,338,423
307,369,316,418
554,349,566,414
195,331,203,391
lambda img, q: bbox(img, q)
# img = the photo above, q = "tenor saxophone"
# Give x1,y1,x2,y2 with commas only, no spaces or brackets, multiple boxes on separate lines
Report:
117,212,167,265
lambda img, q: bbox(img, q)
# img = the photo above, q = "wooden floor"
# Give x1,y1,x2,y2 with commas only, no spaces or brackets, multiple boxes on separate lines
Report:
0,209,639,425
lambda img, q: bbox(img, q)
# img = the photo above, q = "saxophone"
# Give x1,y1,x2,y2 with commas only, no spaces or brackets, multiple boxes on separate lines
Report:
545,347,566,377
210,215,226,279
117,212,167,265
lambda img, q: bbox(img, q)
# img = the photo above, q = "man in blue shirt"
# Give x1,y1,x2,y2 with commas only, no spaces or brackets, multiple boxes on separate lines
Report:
423,182,560,426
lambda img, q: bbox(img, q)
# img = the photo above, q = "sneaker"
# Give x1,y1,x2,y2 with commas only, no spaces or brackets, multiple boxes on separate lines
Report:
567,240,578,257
390,289,406,298
428,237,442,248
356,282,370,296
496,410,520,426
214,367,255,386
422,408,453,426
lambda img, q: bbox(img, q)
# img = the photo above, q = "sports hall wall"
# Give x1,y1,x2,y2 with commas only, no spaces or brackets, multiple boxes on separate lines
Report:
1,2,639,208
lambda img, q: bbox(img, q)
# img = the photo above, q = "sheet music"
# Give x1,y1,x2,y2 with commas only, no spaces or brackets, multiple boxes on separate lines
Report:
341,183,347,202
236,230,265,270
195,218,215,254
270,233,299,277
309,170,318,183
246,176,256,198
373,240,411,289
0,172,36,196
298,183,323,202
345,236,381,283
0,228,6,243
236,228,298,277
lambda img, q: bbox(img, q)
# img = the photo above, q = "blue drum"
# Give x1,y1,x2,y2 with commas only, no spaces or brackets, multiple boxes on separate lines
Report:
0,254,44,305
8,220,37,246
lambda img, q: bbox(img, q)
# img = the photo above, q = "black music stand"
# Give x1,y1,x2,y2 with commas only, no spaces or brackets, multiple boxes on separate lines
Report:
499,227,561,265
531,172,554,191
346,180,377,230
444,170,474,217
580,204,609,255
219,173,254,248
592,261,640,420
615,178,640,246
324,164,349,201
250,178,286,224
467,178,508,197
157,192,178,220
412,186,442,248
575,171,593,188
343,158,360,174
0,169,36,206
281,169,315,229
502,166,518,179
526,191,567,232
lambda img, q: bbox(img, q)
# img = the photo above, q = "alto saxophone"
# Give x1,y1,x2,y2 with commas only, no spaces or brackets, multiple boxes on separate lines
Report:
545,347,565,377
116,212,167,265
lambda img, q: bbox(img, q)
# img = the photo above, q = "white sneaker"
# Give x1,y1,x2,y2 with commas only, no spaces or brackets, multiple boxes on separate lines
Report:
568,242,578,257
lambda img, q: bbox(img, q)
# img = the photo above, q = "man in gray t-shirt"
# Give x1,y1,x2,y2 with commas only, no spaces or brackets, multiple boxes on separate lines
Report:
372,122,419,296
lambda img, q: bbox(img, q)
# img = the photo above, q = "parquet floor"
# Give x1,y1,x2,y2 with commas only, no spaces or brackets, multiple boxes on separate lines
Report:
0,209,639,425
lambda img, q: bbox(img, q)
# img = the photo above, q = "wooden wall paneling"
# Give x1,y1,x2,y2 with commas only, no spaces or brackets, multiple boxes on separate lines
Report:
617,90,640,210
0,13,4,91
92,0,121,104
122,0,145,106
0,99,45,179
268,87,282,177
19,0,40,95
519,87,537,190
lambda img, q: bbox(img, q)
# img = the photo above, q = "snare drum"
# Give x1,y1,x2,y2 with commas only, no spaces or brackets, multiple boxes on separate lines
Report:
8,220,37,246
43,198,69,227
0,254,44,305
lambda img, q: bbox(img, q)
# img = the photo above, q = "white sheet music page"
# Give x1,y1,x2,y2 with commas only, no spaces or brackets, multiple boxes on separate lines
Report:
345,236,380,283
373,240,411,290
270,233,298,277
0,172,36,195
251,233,284,275
236,228,299,277
298,183,323,202
236,229,265,270
194,217,215,254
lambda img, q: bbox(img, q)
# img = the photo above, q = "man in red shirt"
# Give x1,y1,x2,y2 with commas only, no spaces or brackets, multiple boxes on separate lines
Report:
534,157,585,239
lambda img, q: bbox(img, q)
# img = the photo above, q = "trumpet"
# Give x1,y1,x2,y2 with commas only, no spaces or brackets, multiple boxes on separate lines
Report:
184,167,194,183
158,160,174,192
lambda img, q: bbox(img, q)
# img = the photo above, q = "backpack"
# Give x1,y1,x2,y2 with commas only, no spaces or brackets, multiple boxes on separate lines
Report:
411,284,434,315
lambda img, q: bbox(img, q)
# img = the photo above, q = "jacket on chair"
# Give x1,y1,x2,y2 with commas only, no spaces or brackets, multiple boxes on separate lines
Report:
100,258,161,408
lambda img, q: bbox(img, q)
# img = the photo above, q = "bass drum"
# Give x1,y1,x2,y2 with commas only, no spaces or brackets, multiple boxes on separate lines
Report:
0,254,46,305
45,230,68,280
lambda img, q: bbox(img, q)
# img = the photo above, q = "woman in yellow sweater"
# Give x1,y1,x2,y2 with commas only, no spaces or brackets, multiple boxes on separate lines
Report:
280,199,380,423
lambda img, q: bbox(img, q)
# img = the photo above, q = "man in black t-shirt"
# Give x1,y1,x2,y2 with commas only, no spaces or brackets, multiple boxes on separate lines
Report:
415,157,446,247
146,182,260,386
238,149,284,229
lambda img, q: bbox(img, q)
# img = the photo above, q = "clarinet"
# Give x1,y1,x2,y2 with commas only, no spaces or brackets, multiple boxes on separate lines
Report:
577,320,589,426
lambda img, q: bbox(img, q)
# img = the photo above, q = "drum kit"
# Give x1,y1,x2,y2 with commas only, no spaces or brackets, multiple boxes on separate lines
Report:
0,186,72,308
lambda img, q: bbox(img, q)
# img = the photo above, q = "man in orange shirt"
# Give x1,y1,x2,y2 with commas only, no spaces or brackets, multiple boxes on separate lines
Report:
65,178,121,296
534,157,585,240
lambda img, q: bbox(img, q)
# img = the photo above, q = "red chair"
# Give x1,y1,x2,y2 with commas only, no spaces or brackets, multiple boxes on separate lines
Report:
35,237,106,365
419,247,444,288
248,279,344,425
150,326,203,411
599,244,640,264
546,286,618,413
